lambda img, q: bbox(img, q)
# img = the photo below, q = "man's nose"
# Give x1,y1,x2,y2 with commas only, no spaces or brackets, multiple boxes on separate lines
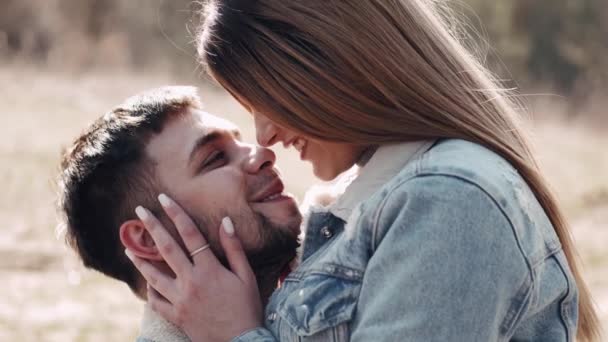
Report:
254,114,279,147
242,144,276,174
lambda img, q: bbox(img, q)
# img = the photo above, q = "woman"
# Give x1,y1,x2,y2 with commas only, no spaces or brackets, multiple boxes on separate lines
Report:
126,0,600,341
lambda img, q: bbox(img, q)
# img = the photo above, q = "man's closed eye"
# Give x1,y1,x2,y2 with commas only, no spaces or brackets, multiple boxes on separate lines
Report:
200,150,227,172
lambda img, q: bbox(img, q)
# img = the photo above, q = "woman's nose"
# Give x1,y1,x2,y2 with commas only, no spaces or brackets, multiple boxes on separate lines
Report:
254,113,280,147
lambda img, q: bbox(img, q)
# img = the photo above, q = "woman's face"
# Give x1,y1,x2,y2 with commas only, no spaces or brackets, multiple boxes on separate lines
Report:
252,112,367,181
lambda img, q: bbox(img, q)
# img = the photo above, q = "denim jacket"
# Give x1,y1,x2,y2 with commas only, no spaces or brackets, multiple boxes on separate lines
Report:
233,139,578,342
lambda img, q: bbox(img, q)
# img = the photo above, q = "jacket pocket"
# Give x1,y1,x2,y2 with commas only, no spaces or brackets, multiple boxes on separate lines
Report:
277,263,363,338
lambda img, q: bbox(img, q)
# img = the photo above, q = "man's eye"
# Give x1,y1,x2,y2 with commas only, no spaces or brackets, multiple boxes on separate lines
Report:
202,151,226,170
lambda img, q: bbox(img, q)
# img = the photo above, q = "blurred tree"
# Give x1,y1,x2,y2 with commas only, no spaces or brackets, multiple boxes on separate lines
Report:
513,0,578,92
0,0,605,103
0,0,52,59
511,0,607,94
459,0,607,102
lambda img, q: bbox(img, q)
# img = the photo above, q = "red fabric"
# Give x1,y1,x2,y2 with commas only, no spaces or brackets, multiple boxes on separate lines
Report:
278,264,292,288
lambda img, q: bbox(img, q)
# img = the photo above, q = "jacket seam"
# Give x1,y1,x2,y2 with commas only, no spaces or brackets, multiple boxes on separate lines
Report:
555,252,576,342
530,245,563,269
283,263,364,282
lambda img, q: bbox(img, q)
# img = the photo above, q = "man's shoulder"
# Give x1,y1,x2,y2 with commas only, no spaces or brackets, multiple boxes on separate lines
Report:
136,338,156,342
137,304,191,342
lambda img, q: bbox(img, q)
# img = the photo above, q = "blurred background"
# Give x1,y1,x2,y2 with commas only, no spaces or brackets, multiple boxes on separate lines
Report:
0,0,606,340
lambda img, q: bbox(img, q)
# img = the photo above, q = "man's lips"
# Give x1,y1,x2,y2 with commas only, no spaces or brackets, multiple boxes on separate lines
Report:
250,178,287,203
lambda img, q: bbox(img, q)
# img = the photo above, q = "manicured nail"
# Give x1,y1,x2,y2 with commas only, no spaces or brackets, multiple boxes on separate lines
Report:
158,193,172,208
135,206,148,221
125,249,134,260
222,216,235,236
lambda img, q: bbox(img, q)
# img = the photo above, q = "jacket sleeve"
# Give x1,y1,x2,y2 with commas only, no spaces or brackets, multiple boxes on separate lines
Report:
350,175,532,341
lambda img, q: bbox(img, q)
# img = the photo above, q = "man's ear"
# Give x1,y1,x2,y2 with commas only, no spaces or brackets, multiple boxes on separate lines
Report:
119,219,164,261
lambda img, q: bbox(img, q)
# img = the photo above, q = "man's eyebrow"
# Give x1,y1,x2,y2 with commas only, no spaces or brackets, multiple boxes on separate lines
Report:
187,128,242,165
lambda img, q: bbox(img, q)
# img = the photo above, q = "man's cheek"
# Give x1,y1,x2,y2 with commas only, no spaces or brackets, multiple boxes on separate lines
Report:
231,214,263,250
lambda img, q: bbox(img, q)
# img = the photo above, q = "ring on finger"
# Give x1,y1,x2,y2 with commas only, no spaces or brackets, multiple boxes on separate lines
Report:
189,244,211,258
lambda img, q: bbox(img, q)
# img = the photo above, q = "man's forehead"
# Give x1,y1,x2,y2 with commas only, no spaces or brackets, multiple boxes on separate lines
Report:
146,109,240,161
192,109,239,134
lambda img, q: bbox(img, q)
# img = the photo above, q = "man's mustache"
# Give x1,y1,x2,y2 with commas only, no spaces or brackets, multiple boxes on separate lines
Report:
246,169,283,200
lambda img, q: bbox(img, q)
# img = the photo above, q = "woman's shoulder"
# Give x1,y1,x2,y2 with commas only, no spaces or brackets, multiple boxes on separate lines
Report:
353,139,521,234
360,139,559,263
384,139,529,207
419,139,519,187
356,139,538,227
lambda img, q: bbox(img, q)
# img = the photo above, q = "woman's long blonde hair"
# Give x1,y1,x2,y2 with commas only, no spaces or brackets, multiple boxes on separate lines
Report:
197,1,600,340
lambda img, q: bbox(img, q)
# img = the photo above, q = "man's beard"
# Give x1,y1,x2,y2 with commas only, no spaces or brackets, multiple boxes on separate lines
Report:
247,213,300,274
210,211,300,279
246,213,300,303
187,193,300,301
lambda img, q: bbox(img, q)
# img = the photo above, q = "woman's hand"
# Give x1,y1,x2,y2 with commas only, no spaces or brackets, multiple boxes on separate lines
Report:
125,193,263,342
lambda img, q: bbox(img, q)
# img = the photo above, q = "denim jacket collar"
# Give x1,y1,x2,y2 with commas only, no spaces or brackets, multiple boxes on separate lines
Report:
328,140,436,222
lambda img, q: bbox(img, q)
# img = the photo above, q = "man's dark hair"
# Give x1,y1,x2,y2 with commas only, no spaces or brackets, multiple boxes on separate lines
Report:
57,86,202,294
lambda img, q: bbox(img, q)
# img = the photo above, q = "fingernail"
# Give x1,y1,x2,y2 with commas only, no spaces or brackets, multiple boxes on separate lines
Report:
125,249,134,260
222,216,235,236
135,206,148,221
158,193,172,208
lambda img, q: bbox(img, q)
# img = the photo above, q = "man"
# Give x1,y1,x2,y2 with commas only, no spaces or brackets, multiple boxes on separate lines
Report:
57,86,302,341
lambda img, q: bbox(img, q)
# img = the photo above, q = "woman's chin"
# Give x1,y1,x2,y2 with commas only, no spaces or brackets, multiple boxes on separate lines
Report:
312,164,340,182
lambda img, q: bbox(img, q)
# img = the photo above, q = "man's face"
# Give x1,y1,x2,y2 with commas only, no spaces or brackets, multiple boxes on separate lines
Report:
145,109,302,267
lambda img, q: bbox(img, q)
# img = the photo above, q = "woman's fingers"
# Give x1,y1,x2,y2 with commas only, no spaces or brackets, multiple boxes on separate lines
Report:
157,194,219,269
125,249,178,303
135,206,192,276
147,284,178,325
219,217,256,284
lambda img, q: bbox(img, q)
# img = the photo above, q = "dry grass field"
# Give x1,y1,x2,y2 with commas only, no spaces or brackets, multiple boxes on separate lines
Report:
1,64,606,341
